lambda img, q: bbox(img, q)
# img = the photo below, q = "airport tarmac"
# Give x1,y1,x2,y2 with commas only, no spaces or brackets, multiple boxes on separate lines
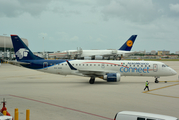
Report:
0,61,179,120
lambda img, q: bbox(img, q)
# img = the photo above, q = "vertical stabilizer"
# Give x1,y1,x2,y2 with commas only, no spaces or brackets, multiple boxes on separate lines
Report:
11,35,44,61
119,35,137,51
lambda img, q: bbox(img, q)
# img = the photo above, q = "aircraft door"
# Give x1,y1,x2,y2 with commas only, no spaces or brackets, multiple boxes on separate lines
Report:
101,63,105,69
43,62,48,70
153,64,158,72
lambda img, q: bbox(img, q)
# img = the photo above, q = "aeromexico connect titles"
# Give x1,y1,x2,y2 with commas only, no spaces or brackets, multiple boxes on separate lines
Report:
10,35,177,84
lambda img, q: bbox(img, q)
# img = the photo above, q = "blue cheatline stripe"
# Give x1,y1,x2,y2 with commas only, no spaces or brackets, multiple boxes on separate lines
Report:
20,60,74,70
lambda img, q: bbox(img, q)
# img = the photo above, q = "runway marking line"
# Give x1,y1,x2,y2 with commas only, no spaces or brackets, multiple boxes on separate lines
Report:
9,94,113,120
143,83,179,98
159,81,179,83
1,74,45,79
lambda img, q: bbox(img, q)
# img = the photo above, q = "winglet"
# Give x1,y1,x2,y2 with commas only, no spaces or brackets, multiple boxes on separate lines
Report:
66,60,77,70
119,35,137,51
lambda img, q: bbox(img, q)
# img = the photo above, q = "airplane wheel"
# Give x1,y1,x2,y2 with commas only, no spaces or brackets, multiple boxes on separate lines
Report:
89,77,95,84
155,78,159,83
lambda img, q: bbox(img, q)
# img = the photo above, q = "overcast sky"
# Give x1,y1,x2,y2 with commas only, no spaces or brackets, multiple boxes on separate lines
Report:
1,0,179,53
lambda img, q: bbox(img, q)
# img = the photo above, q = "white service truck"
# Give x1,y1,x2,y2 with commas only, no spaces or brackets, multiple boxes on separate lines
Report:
114,111,178,120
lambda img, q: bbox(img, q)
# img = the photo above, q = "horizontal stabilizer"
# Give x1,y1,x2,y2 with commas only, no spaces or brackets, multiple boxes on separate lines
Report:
8,61,30,67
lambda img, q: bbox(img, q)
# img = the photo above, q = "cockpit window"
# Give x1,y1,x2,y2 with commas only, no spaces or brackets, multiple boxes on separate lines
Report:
162,64,168,67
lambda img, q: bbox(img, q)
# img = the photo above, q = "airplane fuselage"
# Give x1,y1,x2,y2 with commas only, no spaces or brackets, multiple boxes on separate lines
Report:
62,50,133,57
21,60,176,78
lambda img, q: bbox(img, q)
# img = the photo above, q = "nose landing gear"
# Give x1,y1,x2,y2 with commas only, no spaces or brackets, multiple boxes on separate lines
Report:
155,78,159,83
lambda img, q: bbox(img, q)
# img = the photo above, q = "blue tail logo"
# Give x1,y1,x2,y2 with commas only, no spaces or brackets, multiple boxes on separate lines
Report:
16,48,29,59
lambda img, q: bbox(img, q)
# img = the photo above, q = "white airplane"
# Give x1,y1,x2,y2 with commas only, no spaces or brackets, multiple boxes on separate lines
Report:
10,35,177,84
50,35,137,60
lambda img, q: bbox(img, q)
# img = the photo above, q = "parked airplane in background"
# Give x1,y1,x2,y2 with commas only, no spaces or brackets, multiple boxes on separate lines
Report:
49,35,137,60
10,35,177,84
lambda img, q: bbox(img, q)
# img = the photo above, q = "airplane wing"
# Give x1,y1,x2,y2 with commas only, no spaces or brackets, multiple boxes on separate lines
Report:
78,69,107,76
66,60,114,77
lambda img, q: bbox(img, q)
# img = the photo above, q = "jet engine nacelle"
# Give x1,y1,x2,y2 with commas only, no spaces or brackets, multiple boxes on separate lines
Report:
103,73,120,82
84,56,92,60
95,55,103,60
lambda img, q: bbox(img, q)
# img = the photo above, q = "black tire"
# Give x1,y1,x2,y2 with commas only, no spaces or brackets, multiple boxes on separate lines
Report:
89,77,95,84
89,79,94,84
155,78,159,83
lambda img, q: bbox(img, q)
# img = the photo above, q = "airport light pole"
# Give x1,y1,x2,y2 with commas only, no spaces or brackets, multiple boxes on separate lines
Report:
43,37,45,59
3,34,7,59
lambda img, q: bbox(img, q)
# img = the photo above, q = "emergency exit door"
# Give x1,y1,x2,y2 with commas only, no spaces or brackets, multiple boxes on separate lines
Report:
153,64,158,72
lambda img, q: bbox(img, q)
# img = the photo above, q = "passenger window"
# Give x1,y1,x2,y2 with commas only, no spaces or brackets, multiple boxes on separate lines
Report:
133,65,135,67
98,64,100,66
137,117,145,120
137,65,139,67
79,64,81,66
141,65,143,67
118,65,120,66
149,65,150,67
90,64,92,66
62,64,63,66
86,64,88,66
65,64,67,65
94,64,96,66
76,64,78,66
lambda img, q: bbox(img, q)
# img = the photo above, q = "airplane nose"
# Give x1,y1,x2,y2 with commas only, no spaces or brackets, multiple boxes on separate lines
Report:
170,68,177,75
172,69,177,75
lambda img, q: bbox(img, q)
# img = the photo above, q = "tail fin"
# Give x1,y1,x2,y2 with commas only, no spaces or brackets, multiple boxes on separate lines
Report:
11,35,44,61
118,35,137,51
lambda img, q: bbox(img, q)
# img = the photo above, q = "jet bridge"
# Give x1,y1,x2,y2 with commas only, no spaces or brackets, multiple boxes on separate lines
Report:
49,47,83,59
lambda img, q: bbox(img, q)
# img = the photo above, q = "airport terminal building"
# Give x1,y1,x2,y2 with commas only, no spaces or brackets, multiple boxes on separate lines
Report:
0,35,28,61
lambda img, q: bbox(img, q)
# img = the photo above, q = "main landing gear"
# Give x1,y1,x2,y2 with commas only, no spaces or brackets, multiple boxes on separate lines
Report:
89,77,95,84
155,78,159,83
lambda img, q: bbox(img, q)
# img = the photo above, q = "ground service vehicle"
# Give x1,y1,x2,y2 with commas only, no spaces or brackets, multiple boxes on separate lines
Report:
0,112,12,120
114,111,178,120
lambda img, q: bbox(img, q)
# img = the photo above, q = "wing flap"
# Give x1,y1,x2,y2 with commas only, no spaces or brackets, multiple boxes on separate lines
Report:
78,69,112,76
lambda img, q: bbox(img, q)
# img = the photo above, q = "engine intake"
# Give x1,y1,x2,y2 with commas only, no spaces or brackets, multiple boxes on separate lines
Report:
103,73,120,82
84,57,92,60
95,55,103,60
